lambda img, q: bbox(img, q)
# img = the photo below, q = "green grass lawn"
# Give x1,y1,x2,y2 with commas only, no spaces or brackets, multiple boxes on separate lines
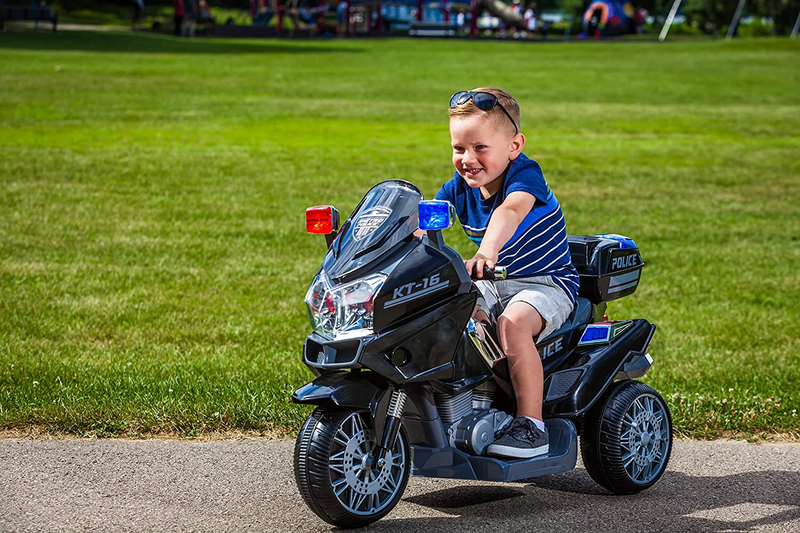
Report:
0,31,798,439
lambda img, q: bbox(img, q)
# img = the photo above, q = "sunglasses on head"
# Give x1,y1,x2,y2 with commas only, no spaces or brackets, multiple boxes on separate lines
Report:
449,91,519,135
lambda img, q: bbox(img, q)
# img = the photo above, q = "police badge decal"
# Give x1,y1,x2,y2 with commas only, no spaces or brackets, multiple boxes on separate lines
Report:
353,207,392,241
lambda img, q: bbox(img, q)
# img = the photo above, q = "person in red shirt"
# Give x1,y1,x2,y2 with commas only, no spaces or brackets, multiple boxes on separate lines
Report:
174,0,185,35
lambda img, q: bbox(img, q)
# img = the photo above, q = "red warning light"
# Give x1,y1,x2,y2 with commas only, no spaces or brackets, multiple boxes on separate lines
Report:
306,206,334,234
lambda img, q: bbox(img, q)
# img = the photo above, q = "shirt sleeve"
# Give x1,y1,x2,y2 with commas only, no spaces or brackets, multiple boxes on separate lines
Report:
504,160,549,207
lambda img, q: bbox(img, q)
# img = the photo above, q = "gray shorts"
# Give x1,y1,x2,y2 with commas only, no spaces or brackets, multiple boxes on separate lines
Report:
477,275,575,342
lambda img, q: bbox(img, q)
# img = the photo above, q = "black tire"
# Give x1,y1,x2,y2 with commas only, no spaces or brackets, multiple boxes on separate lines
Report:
294,407,410,528
580,380,672,495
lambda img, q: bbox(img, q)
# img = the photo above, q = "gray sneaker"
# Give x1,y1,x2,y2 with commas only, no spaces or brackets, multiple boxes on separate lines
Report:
487,417,549,459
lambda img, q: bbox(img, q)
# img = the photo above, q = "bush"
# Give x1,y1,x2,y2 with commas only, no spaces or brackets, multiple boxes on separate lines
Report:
736,18,776,37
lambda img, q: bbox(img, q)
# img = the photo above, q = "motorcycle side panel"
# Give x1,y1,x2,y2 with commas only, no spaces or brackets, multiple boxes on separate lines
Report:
362,292,481,384
410,418,578,482
373,241,465,333
543,320,656,417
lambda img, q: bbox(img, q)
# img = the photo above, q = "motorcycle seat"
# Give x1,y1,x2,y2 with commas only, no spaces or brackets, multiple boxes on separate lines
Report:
537,297,592,345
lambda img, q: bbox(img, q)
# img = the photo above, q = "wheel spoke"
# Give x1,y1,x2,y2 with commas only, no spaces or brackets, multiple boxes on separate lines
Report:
333,477,348,497
330,449,346,461
354,491,368,512
329,450,347,474
369,493,379,511
644,397,655,418
352,413,365,435
622,451,637,467
624,413,636,427
620,428,635,442
641,460,653,481
384,473,398,493
334,428,350,448
348,486,359,509
633,398,644,418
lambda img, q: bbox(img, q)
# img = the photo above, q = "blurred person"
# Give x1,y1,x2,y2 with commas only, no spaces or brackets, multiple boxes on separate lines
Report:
199,0,213,21
183,0,198,36
634,7,645,34
524,1,537,32
173,0,185,35
336,0,348,37
132,0,144,30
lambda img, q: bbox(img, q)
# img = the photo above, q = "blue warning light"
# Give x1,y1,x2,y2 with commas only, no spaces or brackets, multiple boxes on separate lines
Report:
579,325,611,345
597,234,637,249
419,200,455,231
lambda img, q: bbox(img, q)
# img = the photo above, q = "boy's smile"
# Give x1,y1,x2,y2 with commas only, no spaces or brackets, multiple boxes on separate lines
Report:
450,114,524,199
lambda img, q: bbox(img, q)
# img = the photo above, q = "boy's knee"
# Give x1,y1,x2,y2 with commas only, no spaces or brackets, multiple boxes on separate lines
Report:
497,304,543,347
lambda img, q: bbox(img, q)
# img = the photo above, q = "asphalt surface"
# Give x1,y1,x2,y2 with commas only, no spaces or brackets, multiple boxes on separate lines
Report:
1,438,798,532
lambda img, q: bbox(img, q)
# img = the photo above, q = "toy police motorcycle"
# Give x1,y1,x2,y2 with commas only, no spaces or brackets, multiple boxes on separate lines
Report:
293,180,672,528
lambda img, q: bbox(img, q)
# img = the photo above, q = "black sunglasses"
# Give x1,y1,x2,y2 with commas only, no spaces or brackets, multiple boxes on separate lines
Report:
449,91,519,135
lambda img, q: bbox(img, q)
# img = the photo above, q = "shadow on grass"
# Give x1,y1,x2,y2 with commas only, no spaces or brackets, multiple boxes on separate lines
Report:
0,29,362,54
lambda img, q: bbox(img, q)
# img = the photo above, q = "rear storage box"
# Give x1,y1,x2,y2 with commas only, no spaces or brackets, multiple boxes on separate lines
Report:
567,234,644,304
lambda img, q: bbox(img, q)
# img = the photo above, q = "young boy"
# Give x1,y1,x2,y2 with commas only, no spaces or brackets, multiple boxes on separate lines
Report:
435,87,579,458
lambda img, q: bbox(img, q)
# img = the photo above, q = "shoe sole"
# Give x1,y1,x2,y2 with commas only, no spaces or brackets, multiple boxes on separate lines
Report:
487,443,549,459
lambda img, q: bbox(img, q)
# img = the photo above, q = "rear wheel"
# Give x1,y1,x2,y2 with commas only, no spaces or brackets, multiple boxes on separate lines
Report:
294,408,410,528
580,380,672,494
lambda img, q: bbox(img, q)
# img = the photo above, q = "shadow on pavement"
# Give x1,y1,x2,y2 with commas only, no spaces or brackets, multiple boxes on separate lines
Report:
389,468,800,532
0,30,362,55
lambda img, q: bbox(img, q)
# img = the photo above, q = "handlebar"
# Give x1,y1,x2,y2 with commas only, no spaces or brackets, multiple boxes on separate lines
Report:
470,265,508,282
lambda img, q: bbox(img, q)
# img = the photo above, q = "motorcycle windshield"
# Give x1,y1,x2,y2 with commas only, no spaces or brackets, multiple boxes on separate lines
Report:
323,180,422,280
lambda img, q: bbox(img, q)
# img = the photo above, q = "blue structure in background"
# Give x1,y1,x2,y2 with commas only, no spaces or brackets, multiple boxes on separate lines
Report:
581,0,638,36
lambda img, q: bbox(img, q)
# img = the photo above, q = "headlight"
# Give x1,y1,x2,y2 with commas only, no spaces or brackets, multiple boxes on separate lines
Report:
305,270,387,340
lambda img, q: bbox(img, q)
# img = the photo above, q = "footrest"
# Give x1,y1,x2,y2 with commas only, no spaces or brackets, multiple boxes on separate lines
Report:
411,418,578,482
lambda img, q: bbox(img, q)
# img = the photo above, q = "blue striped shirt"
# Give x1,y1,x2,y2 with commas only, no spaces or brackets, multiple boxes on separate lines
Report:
435,153,579,306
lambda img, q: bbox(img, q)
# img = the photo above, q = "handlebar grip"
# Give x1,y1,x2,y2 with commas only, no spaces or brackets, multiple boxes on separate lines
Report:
470,266,508,281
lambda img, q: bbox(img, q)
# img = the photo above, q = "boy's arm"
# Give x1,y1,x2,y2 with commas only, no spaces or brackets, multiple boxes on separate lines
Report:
466,191,535,278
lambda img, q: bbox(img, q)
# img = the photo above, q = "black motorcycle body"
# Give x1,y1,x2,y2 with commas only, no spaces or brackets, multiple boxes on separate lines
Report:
293,180,672,528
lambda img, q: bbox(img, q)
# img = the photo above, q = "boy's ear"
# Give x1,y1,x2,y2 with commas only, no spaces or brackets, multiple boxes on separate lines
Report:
509,133,525,160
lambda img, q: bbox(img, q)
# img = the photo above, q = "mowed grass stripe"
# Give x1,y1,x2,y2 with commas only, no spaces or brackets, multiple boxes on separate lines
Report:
0,31,798,438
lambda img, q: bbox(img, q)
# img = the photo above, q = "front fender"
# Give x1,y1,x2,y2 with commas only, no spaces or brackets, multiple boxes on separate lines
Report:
292,371,385,408
292,371,395,436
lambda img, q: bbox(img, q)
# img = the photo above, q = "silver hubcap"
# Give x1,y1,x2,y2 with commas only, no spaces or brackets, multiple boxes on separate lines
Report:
621,393,670,484
328,412,406,516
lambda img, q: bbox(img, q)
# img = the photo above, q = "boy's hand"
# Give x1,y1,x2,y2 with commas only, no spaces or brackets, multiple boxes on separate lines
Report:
465,252,497,279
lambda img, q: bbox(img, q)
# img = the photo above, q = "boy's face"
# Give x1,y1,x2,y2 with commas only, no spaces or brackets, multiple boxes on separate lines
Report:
450,114,524,195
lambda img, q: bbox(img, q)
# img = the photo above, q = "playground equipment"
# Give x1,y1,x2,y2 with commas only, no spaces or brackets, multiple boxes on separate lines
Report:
256,0,444,36
581,0,640,38
249,0,800,40
793,10,800,38
659,0,800,42
0,0,58,31
253,0,552,38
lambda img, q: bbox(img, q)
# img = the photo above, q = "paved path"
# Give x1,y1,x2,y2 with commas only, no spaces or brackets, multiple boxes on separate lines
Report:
1,439,798,532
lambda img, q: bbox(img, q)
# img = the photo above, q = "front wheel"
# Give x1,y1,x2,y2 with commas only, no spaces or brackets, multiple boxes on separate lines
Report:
580,380,672,494
294,408,410,528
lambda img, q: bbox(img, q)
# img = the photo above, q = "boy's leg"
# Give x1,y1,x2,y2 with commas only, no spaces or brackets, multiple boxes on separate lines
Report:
496,301,545,420
485,301,550,459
